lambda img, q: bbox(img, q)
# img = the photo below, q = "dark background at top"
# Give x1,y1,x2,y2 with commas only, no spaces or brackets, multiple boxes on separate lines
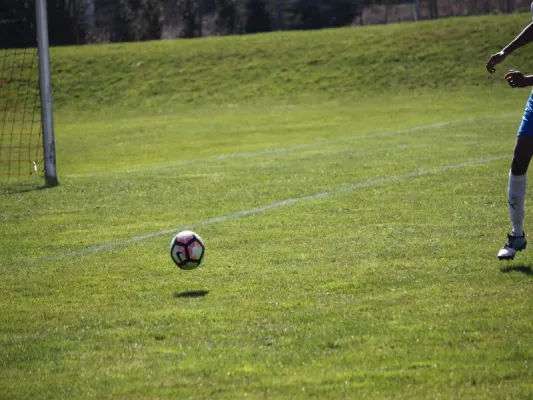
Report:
0,0,520,49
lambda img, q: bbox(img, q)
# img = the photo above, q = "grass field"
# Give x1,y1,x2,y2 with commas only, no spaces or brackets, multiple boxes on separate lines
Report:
2,13,533,399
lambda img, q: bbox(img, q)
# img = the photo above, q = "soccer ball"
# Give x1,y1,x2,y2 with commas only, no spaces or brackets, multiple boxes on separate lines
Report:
170,230,205,270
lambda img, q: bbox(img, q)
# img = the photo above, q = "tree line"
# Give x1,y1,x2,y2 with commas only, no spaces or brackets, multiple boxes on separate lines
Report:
0,0,514,48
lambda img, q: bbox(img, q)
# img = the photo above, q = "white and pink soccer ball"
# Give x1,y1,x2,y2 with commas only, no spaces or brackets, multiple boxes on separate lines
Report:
170,230,205,270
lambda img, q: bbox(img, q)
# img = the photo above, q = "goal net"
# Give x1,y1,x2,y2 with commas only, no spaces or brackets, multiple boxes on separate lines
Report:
0,47,43,180
0,1,58,186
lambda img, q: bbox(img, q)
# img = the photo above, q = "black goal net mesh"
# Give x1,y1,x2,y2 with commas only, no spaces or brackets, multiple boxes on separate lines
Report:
0,14,43,180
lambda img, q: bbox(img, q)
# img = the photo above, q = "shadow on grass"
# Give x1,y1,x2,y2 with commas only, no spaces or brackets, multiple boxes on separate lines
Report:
500,264,533,276
1,182,59,195
174,290,209,298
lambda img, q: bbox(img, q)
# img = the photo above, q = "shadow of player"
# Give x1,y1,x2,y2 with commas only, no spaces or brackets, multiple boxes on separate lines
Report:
500,264,533,276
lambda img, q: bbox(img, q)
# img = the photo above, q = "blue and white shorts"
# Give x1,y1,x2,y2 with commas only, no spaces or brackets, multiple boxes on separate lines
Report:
518,93,533,136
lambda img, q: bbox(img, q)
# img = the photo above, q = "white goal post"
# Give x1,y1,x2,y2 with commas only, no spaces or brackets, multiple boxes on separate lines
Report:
36,0,58,186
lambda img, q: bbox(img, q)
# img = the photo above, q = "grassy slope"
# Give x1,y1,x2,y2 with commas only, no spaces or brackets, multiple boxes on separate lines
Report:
50,13,531,113
47,12,533,180
2,13,533,400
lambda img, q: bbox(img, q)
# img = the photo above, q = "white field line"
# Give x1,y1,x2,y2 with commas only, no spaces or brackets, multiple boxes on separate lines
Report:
40,154,507,262
23,140,478,220
65,114,516,178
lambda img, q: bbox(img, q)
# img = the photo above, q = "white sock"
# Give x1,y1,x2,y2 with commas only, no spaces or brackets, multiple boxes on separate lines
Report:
508,172,527,236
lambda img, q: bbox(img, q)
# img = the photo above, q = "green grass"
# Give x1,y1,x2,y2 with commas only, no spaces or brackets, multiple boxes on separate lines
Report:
2,12,533,399
48,12,532,113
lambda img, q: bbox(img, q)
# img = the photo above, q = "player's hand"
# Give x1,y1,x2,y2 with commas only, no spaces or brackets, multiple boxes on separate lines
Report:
486,51,507,74
505,70,531,88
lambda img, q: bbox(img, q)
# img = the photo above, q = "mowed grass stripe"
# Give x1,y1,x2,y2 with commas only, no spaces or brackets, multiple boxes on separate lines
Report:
38,154,506,262
63,113,516,178
0,129,493,264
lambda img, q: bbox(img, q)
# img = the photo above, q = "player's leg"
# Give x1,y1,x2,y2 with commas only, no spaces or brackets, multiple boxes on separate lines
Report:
498,99,533,260
508,136,533,234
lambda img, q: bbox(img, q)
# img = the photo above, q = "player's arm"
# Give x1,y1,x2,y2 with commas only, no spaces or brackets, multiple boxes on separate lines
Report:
502,22,533,56
505,69,533,88
486,22,533,74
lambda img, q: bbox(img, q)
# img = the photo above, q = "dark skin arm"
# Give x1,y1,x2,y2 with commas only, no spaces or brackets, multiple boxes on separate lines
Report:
486,22,533,88
505,69,533,88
